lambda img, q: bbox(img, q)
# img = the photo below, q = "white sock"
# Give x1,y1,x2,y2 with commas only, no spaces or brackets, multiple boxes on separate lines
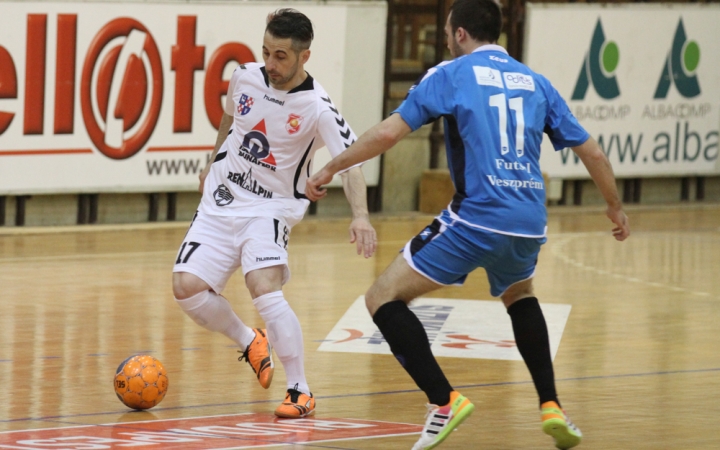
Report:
176,291,257,349
253,291,309,395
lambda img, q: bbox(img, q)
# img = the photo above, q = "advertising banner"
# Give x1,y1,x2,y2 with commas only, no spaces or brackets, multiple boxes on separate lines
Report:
0,1,385,194
525,4,720,178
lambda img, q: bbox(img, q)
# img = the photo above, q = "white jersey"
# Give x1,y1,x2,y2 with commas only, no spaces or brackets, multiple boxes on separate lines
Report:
199,62,357,227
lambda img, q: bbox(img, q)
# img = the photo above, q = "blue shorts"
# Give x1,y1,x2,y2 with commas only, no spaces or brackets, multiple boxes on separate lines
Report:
403,213,546,297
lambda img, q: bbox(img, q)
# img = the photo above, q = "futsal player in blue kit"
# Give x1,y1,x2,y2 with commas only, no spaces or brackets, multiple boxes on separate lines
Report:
307,0,630,448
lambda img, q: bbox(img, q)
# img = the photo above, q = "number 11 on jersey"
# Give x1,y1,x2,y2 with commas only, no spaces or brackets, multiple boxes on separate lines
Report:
489,93,525,158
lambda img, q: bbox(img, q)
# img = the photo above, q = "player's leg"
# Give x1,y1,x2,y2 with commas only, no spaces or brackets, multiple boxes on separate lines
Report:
366,254,452,405
172,272,257,351
240,217,312,418
172,213,269,388
245,267,312,418
493,240,582,449
368,219,475,449
500,278,559,406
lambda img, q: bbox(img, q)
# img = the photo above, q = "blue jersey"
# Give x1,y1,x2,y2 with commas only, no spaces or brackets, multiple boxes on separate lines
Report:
395,45,589,237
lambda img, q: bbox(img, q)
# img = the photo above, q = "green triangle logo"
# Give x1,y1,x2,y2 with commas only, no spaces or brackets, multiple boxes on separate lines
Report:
571,19,620,100
654,18,700,99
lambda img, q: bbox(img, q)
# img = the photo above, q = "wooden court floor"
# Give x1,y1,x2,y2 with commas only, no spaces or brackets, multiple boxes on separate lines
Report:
1,203,719,449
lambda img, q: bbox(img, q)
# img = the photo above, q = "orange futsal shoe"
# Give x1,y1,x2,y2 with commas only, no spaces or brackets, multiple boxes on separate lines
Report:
238,328,274,389
274,384,316,418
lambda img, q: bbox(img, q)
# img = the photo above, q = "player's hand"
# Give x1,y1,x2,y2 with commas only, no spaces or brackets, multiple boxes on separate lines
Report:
349,216,377,258
306,167,333,201
607,206,630,241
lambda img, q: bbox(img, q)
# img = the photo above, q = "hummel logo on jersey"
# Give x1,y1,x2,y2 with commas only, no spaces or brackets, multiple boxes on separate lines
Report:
256,256,281,262
227,169,274,198
213,184,234,206
263,94,285,106
238,94,254,116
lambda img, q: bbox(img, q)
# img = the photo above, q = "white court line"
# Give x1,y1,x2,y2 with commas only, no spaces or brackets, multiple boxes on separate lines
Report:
550,233,719,300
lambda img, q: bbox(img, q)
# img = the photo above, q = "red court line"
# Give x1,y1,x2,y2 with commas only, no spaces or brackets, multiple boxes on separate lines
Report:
0,148,93,156
0,413,422,449
146,145,213,152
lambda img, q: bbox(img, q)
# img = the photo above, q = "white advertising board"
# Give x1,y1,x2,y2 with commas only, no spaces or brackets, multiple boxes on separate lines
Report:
525,4,720,178
0,1,386,194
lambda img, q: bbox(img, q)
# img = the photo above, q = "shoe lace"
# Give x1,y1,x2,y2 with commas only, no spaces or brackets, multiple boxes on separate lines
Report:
237,347,250,364
564,412,579,431
287,383,301,403
422,403,439,420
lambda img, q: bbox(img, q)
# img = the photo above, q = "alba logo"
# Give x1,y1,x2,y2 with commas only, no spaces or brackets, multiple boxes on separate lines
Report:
571,19,620,100
81,19,163,160
654,18,700,99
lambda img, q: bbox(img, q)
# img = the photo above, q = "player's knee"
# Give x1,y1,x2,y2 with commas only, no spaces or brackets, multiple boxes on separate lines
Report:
172,272,208,299
248,282,276,299
246,274,283,299
365,285,387,316
245,266,284,299
501,289,534,308
500,279,535,308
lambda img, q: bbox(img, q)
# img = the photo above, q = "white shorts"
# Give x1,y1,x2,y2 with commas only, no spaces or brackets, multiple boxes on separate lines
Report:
172,212,291,294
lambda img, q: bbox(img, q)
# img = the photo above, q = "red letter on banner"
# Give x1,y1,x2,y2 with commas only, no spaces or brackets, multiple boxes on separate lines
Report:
171,16,205,133
204,43,255,130
54,14,77,134
24,14,47,135
0,46,17,134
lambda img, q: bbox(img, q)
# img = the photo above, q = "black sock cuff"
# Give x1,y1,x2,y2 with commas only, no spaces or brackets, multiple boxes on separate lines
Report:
372,300,409,328
507,296,539,316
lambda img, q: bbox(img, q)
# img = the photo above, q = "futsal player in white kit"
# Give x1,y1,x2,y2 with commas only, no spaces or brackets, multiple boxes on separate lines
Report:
171,9,377,418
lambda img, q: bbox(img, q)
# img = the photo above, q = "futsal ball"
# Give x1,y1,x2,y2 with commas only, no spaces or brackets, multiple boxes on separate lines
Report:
113,354,168,410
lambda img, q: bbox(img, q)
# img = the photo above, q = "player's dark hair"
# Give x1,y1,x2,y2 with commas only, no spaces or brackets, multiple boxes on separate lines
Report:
266,9,314,52
449,0,502,43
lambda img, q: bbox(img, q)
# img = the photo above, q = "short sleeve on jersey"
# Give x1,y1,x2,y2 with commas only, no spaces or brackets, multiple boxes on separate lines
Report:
317,109,357,158
224,71,237,116
394,66,454,131
224,66,245,116
543,82,589,150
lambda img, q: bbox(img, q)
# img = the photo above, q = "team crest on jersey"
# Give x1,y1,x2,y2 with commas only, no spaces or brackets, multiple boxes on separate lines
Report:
240,120,277,171
238,94,254,116
285,114,303,134
213,184,234,206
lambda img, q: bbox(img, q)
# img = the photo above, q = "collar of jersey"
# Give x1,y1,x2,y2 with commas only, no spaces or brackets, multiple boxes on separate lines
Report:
260,66,315,94
471,44,508,55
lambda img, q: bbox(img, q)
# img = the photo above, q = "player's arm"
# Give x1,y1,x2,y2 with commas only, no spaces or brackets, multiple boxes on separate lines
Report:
308,63,449,199
306,113,412,200
542,77,629,241
199,113,232,193
200,66,245,193
571,137,630,241
340,167,377,258
312,104,379,257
